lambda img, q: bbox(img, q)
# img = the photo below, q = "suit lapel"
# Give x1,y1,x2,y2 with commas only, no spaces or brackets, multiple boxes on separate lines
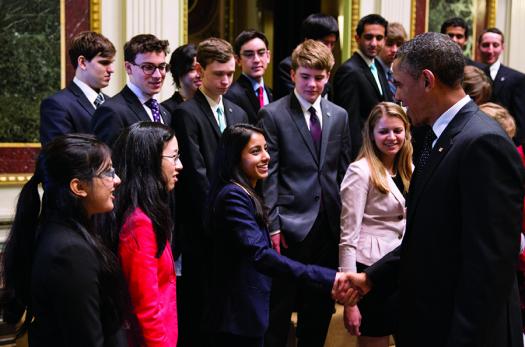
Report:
238,74,260,113
319,99,333,165
289,94,319,164
407,101,476,222
68,82,96,116
355,53,382,97
195,90,221,138
223,99,238,127
387,174,405,208
121,86,151,122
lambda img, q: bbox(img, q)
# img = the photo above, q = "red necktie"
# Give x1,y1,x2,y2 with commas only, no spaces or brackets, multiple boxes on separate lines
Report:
258,85,264,108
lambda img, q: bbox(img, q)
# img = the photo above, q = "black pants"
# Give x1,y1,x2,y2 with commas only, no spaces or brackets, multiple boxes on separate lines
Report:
210,332,263,347
264,211,338,347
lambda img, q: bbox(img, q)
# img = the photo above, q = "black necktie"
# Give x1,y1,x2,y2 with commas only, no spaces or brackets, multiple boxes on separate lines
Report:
308,107,321,154
414,128,437,182
94,93,104,108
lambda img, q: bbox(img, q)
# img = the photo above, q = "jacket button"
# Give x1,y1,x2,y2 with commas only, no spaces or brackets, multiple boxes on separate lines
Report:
398,215,403,220
314,196,320,201
398,234,402,239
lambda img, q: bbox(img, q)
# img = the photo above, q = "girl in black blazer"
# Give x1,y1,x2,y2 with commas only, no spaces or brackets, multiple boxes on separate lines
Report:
1,134,126,346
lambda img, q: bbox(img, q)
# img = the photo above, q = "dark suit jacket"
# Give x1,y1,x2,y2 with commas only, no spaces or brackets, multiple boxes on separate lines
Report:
487,64,525,145
333,52,393,159
30,220,124,347
259,93,351,242
276,56,331,100
224,74,273,124
40,81,106,146
171,89,248,250
92,85,171,147
205,183,335,337
161,91,184,117
366,101,524,347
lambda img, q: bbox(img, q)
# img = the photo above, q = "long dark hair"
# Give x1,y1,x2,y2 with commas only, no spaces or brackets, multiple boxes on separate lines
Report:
113,122,175,258
0,134,124,334
209,124,268,226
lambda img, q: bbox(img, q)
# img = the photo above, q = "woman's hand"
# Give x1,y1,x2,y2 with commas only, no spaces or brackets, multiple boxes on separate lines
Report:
343,304,362,336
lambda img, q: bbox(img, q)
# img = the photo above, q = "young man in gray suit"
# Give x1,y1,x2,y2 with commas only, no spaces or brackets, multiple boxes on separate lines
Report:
259,39,351,347
40,31,115,146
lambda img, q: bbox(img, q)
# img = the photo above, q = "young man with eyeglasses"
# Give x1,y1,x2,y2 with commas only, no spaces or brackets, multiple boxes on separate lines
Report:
224,30,273,124
171,37,248,347
40,31,116,146
92,34,171,147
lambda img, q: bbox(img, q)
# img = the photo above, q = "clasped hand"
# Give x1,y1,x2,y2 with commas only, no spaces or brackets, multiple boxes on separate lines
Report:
331,272,371,306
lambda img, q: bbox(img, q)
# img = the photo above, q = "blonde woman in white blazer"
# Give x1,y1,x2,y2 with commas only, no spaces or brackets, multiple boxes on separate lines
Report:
339,102,413,347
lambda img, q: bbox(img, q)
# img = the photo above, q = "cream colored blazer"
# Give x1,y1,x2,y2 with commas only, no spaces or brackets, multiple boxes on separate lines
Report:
339,158,407,271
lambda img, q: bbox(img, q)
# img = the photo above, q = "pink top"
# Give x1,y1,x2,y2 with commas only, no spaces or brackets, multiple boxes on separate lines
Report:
119,208,178,347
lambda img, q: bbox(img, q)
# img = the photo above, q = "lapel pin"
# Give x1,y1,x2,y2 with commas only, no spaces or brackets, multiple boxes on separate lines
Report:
228,108,233,113
500,77,505,82
326,112,331,117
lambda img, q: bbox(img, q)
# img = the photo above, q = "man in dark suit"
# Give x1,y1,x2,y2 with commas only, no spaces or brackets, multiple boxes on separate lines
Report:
333,14,393,159
92,34,171,147
345,32,524,347
171,37,248,347
225,30,273,124
276,13,339,99
440,17,485,68
478,27,525,146
40,31,115,146
260,39,351,347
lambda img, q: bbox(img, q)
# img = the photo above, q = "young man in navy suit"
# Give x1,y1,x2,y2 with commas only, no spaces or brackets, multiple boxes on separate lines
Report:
333,14,393,159
440,17,485,68
259,39,351,347
478,28,525,146
92,34,171,146
345,32,524,347
40,31,115,146
225,30,273,124
171,37,248,347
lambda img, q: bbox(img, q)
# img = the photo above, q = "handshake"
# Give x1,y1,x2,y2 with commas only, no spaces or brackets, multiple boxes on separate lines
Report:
331,272,372,305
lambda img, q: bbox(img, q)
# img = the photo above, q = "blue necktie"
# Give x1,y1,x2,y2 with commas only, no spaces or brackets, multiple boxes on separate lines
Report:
217,107,226,133
145,99,162,122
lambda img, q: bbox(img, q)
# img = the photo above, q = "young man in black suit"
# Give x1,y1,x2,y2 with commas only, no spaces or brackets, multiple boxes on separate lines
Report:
478,27,525,146
260,39,351,347
276,13,339,99
40,31,115,146
224,30,273,124
171,37,248,347
333,14,393,159
345,32,524,347
92,34,171,146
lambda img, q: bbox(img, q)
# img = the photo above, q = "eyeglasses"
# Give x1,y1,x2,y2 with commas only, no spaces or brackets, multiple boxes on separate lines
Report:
98,167,116,179
162,152,181,164
240,49,268,60
131,62,170,75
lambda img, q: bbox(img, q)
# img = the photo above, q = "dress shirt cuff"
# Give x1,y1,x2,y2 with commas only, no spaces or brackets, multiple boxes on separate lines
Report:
269,230,281,236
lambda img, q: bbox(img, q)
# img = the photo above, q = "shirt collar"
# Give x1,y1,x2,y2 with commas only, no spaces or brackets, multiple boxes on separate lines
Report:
294,89,322,115
200,88,223,113
127,81,157,104
356,50,375,67
489,60,501,80
432,95,471,143
73,77,100,105
242,73,265,91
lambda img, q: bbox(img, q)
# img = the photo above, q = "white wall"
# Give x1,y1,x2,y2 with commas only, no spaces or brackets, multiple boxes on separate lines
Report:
100,0,185,100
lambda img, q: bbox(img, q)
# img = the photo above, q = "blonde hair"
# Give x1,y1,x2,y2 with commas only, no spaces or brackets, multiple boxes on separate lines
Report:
479,102,516,138
358,102,413,194
462,65,492,105
291,39,334,72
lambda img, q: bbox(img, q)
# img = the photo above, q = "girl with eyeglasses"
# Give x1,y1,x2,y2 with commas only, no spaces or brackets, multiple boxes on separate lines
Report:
1,134,125,346
112,122,182,346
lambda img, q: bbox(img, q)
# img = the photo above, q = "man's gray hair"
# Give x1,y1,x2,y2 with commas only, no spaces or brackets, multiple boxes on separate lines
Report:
396,32,465,87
